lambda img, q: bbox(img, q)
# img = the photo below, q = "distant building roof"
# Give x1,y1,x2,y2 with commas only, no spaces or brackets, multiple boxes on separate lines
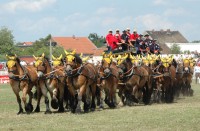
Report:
144,29,189,53
23,42,33,46
52,36,100,55
19,56,34,64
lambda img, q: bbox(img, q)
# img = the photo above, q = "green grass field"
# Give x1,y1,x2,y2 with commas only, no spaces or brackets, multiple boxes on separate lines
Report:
0,83,200,131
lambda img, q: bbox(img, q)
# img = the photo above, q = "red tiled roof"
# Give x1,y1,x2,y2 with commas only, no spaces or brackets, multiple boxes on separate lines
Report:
23,42,33,46
52,36,100,55
19,56,34,64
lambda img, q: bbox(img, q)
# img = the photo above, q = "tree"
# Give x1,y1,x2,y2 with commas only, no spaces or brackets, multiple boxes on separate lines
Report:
170,43,181,54
191,40,200,43
0,27,15,55
88,33,105,48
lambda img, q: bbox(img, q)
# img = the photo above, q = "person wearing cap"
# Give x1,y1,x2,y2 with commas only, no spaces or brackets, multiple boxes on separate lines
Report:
144,33,152,46
136,34,143,54
114,29,122,43
120,30,128,51
105,29,120,52
149,39,160,54
106,29,114,53
130,29,139,49
138,37,149,56
131,29,139,41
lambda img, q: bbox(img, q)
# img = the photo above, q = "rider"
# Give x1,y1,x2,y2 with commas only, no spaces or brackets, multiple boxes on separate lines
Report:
149,39,160,55
139,38,149,56
106,29,121,53
130,29,139,48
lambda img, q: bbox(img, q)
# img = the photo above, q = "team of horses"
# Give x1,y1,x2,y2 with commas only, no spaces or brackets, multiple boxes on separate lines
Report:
5,51,197,114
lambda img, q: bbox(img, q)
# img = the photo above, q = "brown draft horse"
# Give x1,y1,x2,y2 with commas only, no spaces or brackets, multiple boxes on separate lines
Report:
33,53,52,114
6,54,38,114
182,58,194,96
48,54,68,112
158,57,176,103
64,50,98,113
98,53,120,108
117,54,151,106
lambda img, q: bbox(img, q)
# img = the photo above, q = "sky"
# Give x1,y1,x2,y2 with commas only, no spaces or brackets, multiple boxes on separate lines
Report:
0,0,200,43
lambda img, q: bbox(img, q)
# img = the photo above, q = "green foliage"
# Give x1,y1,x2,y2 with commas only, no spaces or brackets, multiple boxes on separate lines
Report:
88,33,105,48
191,40,200,43
183,50,190,54
0,26,15,57
170,43,181,54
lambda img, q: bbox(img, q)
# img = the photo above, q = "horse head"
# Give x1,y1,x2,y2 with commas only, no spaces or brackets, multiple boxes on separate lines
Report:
183,58,191,73
52,54,63,67
64,50,82,76
33,53,51,77
79,53,90,64
160,57,172,72
116,54,129,73
130,54,141,67
6,54,21,76
100,52,114,75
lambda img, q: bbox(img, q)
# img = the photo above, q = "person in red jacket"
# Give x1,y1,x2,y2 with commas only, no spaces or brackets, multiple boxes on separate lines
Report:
106,29,119,52
114,29,121,43
131,29,139,41
130,29,139,47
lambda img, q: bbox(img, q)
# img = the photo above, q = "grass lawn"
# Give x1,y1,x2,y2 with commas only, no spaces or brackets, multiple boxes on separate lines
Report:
0,82,200,131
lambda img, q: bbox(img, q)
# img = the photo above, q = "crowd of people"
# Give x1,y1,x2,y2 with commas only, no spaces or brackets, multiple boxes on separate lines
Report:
105,28,160,55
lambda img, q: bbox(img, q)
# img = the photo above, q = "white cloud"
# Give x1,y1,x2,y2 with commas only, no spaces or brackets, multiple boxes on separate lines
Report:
135,14,173,30
153,0,167,5
1,0,57,13
164,8,188,16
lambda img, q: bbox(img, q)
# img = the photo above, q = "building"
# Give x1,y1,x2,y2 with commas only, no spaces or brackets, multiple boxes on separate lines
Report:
51,36,105,56
144,29,189,54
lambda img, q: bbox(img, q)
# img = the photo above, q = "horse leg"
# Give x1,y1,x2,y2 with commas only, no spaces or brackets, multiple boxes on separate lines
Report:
83,86,91,113
34,86,42,112
51,88,59,110
90,84,97,111
58,84,64,112
21,86,30,114
76,85,86,113
41,84,51,114
16,93,23,115
118,88,124,107
27,89,33,113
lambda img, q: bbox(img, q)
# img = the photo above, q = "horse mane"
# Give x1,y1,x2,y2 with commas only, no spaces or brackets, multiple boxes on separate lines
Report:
74,54,82,64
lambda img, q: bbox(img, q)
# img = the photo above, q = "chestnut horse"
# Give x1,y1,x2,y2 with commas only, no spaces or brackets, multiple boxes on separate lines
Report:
98,53,120,108
182,58,194,96
6,54,38,114
117,54,151,106
48,54,68,112
33,53,53,114
64,50,98,113
158,57,176,103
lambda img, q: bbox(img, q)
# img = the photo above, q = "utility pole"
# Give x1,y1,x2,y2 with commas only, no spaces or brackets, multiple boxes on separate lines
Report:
49,37,52,62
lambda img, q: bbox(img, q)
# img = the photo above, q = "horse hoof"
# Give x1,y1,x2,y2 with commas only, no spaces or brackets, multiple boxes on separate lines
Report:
51,99,59,109
17,109,23,115
58,107,65,113
45,110,52,114
34,107,40,113
25,104,33,113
